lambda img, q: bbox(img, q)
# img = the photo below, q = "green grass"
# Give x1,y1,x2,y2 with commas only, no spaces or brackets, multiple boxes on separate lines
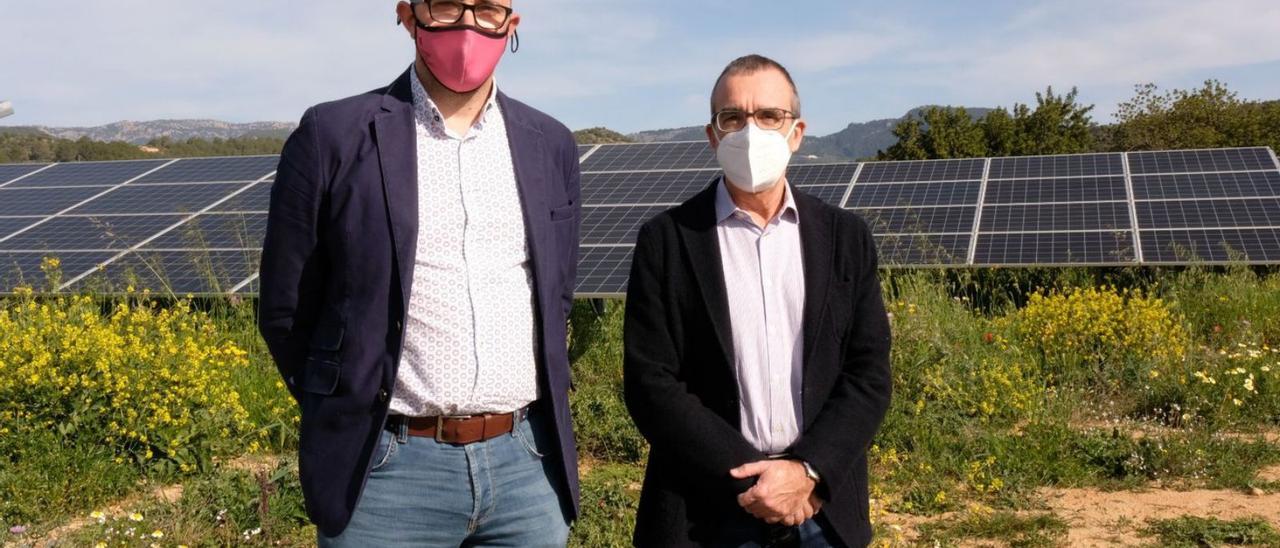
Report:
1142,515,1280,547
5,266,1280,544
916,510,1069,548
570,463,644,548
63,457,314,547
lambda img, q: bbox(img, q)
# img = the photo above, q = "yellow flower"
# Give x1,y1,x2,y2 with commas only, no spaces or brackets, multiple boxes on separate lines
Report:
151,530,164,539
129,512,144,521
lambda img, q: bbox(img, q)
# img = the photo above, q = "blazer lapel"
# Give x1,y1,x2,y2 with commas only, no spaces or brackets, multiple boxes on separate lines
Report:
497,92,551,316
797,191,834,398
678,183,735,366
373,69,418,314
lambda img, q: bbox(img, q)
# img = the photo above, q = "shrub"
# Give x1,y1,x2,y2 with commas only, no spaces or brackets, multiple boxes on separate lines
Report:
1143,340,1280,427
570,463,643,548
1012,286,1189,389
0,276,254,475
569,300,648,463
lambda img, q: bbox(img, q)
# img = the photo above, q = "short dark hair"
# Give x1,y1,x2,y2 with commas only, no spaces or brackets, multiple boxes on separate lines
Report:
710,54,801,117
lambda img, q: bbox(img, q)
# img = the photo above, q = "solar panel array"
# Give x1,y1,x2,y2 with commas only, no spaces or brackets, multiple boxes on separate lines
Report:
0,156,273,295
1,144,1278,297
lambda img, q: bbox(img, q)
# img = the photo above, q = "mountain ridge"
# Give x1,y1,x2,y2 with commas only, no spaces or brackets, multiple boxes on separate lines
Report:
628,106,994,161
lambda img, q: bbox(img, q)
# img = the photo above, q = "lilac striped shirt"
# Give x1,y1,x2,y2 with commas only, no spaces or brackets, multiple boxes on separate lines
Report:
715,179,806,454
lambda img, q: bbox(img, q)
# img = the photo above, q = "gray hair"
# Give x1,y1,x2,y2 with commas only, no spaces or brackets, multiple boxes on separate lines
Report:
710,54,801,117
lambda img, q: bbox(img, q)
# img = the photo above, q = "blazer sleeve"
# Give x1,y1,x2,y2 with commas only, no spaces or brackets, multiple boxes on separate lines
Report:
561,135,581,323
623,222,767,495
788,220,893,500
258,107,326,404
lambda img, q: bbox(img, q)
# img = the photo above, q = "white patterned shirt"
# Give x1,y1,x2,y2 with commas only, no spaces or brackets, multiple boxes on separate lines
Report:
715,179,806,454
390,71,539,417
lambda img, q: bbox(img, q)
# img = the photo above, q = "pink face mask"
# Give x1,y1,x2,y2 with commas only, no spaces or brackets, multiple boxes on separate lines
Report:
415,25,510,93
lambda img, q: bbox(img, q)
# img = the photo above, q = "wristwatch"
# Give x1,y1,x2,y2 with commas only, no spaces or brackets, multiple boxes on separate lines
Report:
799,460,822,484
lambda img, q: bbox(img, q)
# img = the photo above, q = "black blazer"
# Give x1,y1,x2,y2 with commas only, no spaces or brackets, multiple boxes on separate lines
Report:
258,69,582,537
623,183,892,547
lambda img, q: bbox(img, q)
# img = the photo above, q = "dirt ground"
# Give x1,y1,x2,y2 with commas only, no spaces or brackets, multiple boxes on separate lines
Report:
1042,483,1280,547
881,466,1280,547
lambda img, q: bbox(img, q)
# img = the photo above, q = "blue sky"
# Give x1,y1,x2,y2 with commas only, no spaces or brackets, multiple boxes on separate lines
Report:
2,0,1279,136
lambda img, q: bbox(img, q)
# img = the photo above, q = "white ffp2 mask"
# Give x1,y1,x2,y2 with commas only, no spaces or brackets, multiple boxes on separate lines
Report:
715,123,796,194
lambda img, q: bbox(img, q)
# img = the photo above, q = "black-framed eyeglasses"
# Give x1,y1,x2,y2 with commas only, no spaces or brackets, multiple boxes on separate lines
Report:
413,0,513,30
712,108,796,134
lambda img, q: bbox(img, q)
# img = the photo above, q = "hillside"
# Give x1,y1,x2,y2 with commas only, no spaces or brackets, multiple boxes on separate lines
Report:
5,119,296,145
626,106,994,161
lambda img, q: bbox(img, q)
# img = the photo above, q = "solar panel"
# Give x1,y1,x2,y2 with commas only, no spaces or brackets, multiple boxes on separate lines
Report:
142,213,266,250
67,183,250,214
0,218,39,241
1128,147,1274,175
0,144,1277,297
0,164,52,187
787,163,860,186
795,184,848,206
857,158,984,183
849,181,982,208
0,215,185,251
1131,172,1280,200
574,245,633,296
580,142,717,172
856,206,976,234
211,181,272,212
131,155,277,184
0,186,110,216
71,249,261,294
4,160,170,188
980,202,1132,233
988,153,1123,179
1137,199,1280,230
582,170,714,205
874,234,970,266
581,206,667,245
1143,229,1280,263
0,251,117,290
974,232,1136,265
984,176,1129,204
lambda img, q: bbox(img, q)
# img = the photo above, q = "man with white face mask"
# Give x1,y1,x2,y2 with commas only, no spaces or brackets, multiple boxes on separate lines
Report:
623,55,892,547
259,0,581,544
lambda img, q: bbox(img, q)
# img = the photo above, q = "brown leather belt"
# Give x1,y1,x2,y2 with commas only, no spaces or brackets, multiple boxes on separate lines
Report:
388,407,526,445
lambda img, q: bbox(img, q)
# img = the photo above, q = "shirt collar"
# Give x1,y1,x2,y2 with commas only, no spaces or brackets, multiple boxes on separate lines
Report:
409,65,501,133
715,177,800,226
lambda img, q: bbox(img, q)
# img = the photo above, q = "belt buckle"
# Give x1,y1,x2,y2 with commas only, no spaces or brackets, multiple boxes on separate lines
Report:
434,414,471,443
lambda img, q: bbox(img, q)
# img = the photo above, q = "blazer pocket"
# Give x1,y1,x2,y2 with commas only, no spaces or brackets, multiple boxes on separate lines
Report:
308,323,345,352
298,358,341,395
549,202,576,223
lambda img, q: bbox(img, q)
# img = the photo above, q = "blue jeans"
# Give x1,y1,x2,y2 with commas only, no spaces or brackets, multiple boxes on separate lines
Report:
319,409,570,547
712,510,844,548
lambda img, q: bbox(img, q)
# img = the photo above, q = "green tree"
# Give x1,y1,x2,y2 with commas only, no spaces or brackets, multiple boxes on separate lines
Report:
1011,87,1094,155
979,108,1017,157
1108,80,1280,151
878,87,1097,160
574,127,632,145
879,107,985,160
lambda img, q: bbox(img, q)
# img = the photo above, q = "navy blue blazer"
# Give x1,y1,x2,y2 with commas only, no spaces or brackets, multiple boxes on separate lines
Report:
624,185,892,547
258,69,581,537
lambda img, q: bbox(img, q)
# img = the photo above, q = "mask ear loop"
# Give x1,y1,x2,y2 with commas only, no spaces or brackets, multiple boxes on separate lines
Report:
510,30,520,53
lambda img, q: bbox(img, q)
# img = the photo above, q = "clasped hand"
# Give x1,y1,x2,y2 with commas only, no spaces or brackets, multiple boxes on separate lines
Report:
729,460,822,526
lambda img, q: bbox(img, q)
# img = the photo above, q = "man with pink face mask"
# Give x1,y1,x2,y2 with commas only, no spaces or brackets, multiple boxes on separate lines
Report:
259,1,582,545
623,55,892,547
